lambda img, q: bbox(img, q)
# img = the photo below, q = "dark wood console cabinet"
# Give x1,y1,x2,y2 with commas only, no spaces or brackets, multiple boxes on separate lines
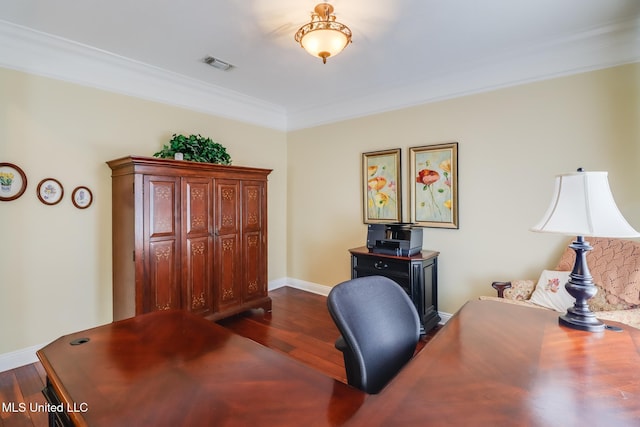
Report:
349,246,440,334
107,156,271,322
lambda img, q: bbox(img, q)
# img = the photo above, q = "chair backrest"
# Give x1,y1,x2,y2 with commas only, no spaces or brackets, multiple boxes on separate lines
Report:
327,276,421,394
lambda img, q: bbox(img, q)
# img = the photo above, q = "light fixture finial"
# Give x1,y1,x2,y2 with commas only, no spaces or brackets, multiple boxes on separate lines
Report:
294,3,352,64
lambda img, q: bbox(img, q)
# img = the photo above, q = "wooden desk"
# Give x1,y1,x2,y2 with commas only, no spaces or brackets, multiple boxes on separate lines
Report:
37,310,365,427
38,300,640,426
350,299,640,426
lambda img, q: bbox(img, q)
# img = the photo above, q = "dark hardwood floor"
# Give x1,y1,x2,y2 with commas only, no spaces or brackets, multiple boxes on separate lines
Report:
0,286,440,427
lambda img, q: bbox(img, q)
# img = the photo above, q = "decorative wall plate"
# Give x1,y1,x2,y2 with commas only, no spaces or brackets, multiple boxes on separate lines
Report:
37,178,64,205
0,163,28,201
72,186,93,209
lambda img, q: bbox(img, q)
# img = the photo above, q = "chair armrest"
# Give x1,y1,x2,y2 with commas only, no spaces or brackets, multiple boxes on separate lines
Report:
492,281,512,298
492,280,537,301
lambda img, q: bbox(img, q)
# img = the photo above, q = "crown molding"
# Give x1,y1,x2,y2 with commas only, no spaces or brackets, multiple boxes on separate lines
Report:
286,18,640,130
0,20,287,131
1,18,638,132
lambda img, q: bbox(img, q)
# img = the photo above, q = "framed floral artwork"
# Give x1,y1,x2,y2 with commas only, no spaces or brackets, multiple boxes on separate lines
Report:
72,186,93,209
37,178,64,205
409,142,458,228
362,148,402,223
0,163,28,202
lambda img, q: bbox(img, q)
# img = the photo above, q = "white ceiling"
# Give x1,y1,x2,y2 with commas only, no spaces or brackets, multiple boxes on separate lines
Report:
1,0,639,130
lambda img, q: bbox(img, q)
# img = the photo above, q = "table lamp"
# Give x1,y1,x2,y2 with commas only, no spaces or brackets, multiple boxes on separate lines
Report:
531,169,640,332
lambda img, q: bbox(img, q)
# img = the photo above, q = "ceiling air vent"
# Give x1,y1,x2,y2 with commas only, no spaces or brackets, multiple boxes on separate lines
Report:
202,56,233,71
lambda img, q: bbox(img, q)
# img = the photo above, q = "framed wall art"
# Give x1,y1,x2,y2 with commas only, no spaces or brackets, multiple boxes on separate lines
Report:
72,186,93,209
362,148,402,223
0,163,28,202
37,178,64,205
409,142,458,228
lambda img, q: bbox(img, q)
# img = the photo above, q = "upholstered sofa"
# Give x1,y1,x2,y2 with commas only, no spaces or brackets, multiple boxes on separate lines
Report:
482,237,640,329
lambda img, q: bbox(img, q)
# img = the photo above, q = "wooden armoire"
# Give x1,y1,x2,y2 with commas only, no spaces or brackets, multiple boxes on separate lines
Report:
107,156,272,321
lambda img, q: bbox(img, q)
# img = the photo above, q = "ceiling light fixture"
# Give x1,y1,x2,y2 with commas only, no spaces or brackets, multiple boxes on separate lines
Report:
294,3,352,64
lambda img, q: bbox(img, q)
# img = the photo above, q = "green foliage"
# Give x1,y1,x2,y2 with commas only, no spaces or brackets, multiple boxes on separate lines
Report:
154,134,232,165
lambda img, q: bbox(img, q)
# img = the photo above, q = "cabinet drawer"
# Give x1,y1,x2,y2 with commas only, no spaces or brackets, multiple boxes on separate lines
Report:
353,256,409,277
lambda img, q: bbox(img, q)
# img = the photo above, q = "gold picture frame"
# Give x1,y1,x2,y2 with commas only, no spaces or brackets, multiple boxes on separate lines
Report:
362,148,402,224
410,142,458,228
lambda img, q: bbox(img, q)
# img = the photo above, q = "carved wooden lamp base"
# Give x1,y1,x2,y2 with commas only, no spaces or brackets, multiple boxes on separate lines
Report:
558,236,605,332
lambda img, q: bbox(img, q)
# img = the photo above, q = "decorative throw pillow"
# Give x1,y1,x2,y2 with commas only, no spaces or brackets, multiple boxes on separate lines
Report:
529,270,574,312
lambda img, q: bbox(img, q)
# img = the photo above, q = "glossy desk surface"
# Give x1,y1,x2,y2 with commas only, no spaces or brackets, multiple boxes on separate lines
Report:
38,300,640,426
37,310,364,427
352,299,640,426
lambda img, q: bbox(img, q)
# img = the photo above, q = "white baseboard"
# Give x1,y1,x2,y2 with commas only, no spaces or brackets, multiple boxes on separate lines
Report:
270,277,333,296
0,342,45,373
438,312,453,324
266,277,289,291
269,277,452,324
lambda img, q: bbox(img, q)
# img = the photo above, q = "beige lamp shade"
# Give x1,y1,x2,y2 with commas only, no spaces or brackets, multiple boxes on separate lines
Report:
531,171,639,237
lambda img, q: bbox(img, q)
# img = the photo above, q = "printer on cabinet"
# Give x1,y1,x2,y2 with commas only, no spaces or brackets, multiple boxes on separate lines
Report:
366,223,423,257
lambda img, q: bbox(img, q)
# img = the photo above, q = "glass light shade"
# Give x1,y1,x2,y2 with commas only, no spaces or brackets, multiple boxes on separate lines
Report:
301,29,349,60
531,171,639,237
294,3,352,63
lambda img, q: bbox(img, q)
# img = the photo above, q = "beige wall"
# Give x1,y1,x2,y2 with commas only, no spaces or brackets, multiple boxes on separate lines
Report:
0,68,287,354
1,63,638,358
287,63,640,314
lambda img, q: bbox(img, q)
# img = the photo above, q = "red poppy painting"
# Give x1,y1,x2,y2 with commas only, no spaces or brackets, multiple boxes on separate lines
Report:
410,143,458,228
362,149,402,223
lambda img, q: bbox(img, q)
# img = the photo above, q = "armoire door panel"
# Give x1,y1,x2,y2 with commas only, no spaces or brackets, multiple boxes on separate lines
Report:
184,179,211,236
242,182,263,233
243,231,265,301
147,240,180,312
143,175,180,314
185,236,212,316
183,178,214,316
215,180,239,236
215,234,241,310
146,177,179,238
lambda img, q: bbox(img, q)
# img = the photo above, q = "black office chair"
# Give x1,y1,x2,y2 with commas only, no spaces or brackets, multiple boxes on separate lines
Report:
327,276,421,394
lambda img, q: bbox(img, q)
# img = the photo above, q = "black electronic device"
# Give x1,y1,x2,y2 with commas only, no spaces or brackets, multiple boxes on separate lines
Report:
366,223,423,256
